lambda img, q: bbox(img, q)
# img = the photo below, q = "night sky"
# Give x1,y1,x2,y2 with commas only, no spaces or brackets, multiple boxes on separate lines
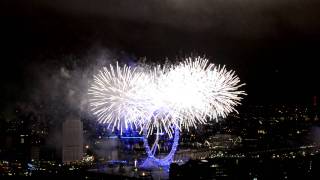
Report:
1,0,320,112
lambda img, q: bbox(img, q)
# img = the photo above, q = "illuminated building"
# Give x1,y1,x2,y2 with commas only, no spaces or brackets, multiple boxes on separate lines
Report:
62,116,83,163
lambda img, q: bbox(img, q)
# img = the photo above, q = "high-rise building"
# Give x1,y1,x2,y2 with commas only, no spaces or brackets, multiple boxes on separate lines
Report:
30,146,40,161
62,116,83,164
312,96,319,121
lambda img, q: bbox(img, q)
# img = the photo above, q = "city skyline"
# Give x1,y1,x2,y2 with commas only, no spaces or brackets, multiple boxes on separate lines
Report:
1,0,320,179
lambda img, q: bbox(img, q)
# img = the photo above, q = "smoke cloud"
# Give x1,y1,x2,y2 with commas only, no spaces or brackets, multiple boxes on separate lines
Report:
17,46,140,156
27,0,320,38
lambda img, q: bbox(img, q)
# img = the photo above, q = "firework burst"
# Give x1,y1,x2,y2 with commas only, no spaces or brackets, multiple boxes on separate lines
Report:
88,57,246,137
88,62,154,134
146,57,245,136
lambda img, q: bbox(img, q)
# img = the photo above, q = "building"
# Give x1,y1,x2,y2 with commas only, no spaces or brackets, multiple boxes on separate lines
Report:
30,146,40,161
62,116,83,164
95,137,120,161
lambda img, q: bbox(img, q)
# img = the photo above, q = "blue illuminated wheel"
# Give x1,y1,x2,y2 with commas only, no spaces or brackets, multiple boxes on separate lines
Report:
142,127,179,166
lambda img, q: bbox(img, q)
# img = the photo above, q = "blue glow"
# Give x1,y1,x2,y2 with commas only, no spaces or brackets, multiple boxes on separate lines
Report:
120,136,143,139
107,160,127,164
141,127,179,167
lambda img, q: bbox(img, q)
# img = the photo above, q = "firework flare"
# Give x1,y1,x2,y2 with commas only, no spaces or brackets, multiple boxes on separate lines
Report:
88,62,154,134
88,57,246,137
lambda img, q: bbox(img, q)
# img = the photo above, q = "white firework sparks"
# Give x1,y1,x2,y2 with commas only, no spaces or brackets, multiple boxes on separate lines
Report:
161,57,245,131
88,57,246,138
88,62,154,134
143,57,246,137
